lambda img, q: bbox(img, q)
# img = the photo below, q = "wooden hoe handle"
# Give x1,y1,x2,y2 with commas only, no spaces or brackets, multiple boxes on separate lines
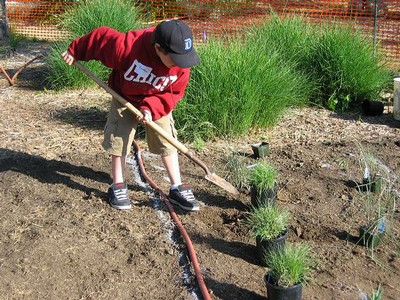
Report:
72,60,212,175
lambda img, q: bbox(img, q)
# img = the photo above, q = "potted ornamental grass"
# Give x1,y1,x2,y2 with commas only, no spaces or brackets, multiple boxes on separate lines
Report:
357,168,395,249
249,161,278,207
355,148,394,249
357,188,389,249
264,243,315,300
247,203,289,265
358,190,388,249
359,166,383,193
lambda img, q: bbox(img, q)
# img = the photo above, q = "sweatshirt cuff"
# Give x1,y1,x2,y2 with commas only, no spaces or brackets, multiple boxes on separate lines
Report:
139,104,158,120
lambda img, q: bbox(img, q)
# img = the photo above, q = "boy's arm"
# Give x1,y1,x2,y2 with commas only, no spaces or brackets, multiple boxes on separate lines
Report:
66,26,124,69
139,70,190,121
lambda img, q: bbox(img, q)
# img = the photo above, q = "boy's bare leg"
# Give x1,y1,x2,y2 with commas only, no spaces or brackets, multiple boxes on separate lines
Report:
112,155,125,184
161,152,182,186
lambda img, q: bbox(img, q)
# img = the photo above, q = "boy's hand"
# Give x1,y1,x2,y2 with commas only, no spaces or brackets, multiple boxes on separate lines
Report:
139,109,152,124
61,51,75,65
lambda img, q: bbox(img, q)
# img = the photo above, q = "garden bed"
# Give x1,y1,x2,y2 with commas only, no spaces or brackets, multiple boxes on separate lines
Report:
0,41,399,300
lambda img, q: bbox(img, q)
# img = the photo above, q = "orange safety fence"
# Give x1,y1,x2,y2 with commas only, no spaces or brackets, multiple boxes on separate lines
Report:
5,0,400,69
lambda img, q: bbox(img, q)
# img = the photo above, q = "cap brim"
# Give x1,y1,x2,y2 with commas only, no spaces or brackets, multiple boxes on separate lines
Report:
170,49,200,68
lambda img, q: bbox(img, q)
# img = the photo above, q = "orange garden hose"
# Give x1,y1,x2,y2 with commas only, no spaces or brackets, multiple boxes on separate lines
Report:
0,54,44,86
131,140,212,300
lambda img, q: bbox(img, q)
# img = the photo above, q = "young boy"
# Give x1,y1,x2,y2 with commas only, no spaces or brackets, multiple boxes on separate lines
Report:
62,20,201,211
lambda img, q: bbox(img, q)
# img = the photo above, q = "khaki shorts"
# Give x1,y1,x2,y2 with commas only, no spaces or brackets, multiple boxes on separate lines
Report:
102,98,178,156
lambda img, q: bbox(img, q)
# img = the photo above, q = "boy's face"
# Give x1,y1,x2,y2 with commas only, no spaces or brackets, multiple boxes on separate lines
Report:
154,44,176,69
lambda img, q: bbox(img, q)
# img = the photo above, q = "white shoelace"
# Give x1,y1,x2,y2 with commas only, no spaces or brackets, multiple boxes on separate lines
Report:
180,190,196,202
114,188,128,201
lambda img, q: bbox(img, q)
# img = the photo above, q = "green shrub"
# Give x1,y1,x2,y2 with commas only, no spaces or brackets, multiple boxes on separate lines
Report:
245,12,315,69
58,0,143,38
45,41,110,89
267,243,315,287
45,0,143,89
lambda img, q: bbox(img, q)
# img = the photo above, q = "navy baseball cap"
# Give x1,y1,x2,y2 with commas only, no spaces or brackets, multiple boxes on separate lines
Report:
154,20,200,68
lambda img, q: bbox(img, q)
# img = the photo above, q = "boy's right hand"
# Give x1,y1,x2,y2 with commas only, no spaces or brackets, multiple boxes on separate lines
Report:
138,109,152,124
61,51,75,65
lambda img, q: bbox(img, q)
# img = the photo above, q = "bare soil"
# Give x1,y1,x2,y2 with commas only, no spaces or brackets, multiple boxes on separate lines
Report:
0,41,399,300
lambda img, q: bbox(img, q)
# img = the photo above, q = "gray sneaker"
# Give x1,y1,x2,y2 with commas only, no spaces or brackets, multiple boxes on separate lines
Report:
168,184,200,211
108,183,131,210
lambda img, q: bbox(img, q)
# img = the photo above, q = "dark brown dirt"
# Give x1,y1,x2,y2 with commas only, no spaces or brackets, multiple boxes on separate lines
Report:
0,41,399,300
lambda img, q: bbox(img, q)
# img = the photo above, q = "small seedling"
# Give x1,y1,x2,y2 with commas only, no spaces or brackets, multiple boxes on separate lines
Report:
222,153,251,190
370,284,383,300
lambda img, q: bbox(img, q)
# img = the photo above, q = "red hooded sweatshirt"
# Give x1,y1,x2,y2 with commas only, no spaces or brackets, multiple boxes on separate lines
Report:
68,26,190,121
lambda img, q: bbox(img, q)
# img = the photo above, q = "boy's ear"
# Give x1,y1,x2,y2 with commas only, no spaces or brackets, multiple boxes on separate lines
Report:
154,43,162,51
154,43,167,54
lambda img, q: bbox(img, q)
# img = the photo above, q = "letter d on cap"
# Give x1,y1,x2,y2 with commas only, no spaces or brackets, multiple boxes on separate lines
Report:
184,38,192,51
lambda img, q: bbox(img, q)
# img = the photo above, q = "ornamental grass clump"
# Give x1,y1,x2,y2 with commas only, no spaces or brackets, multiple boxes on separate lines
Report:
352,145,398,250
248,203,289,241
245,13,392,112
245,12,315,72
249,161,278,193
266,243,315,287
46,0,143,89
356,145,397,227
222,153,251,191
305,23,392,111
179,35,313,139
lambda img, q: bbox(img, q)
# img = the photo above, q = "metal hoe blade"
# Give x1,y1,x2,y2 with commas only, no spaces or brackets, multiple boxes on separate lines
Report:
205,173,239,195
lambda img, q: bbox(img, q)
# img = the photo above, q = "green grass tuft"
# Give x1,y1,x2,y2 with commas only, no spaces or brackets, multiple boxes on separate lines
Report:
247,203,289,241
370,284,383,300
177,35,312,139
267,243,315,287
306,23,392,111
45,0,143,90
249,161,277,191
222,153,251,191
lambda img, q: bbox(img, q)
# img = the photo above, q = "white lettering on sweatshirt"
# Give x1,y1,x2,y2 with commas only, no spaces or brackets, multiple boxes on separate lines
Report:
124,59,177,92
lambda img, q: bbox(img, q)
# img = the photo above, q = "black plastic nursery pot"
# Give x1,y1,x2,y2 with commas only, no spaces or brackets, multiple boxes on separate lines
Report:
264,273,302,300
359,226,384,249
360,175,383,193
256,229,287,266
362,100,384,116
250,184,277,207
251,141,270,159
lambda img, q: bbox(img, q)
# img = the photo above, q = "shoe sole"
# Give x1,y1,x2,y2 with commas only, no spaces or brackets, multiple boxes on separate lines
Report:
110,203,132,210
168,198,200,211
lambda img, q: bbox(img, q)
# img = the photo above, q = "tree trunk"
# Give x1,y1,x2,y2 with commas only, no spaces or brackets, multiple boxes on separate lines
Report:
0,0,9,43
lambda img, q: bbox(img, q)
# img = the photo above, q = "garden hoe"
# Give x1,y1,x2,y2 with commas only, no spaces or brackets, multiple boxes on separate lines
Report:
73,60,239,195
